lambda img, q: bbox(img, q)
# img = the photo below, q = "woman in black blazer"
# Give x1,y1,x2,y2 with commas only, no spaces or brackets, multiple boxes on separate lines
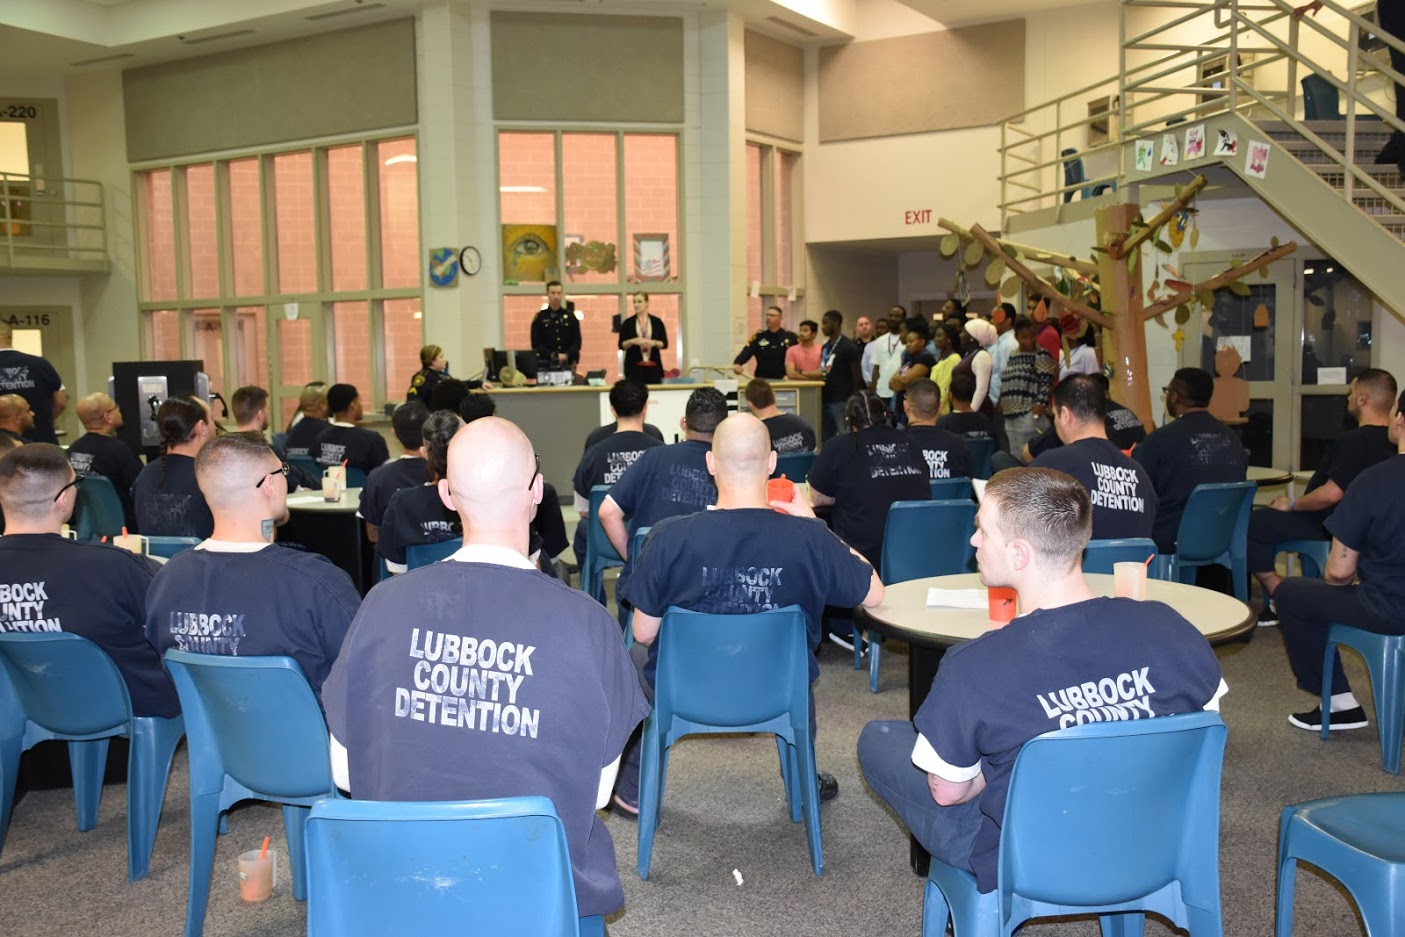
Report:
619,291,668,384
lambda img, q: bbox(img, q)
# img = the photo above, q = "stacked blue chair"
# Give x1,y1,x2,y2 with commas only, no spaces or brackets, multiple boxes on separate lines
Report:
305,797,594,937
864,500,978,692
1082,538,1159,575
406,537,463,570
1321,625,1405,774
966,438,995,480
772,451,818,482
73,474,125,541
929,477,972,501
164,651,340,937
144,536,202,560
581,485,624,604
1167,481,1256,601
0,632,184,881
923,712,1227,937
1276,792,1405,937
1276,538,1331,580
638,606,821,879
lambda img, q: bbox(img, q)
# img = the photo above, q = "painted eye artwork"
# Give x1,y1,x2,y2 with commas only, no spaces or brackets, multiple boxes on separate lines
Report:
501,223,559,282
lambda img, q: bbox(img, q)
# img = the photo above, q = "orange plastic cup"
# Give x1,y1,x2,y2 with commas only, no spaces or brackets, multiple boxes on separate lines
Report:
987,586,1018,625
766,475,796,512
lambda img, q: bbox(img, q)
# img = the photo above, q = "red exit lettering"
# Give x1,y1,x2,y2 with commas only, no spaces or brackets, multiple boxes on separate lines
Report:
904,209,932,225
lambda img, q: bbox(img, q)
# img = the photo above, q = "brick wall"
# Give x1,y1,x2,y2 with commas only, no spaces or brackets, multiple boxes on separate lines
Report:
274,151,316,294
328,145,367,292
141,170,177,302
228,158,264,297
185,164,218,299
378,138,420,289
332,301,372,400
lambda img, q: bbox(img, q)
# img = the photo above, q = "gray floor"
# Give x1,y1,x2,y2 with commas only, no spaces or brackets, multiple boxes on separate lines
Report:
1,622,1400,936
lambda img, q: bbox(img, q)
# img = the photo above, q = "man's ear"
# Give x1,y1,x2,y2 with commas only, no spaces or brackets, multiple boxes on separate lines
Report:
705,450,717,478
767,449,777,476
436,478,455,513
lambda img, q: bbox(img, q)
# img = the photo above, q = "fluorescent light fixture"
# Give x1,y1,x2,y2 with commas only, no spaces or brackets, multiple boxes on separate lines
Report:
1304,267,1315,274
500,185,547,193
413,311,423,320
384,154,417,166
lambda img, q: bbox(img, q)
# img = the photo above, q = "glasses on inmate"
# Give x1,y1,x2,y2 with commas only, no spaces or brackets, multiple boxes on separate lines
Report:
528,454,540,490
53,474,85,502
256,463,290,489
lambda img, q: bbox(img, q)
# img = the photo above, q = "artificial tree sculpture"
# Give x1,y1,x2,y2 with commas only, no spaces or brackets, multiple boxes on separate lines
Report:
940,174,1297,429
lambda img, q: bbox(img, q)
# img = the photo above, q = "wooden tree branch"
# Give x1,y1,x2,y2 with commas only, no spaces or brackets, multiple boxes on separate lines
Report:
937,218,1099,277
1114,175,1209,259
1143,242,1298,321
969,224,1114,329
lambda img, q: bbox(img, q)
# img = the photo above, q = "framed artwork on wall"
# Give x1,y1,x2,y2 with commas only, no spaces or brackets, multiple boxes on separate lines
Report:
633,233,670,281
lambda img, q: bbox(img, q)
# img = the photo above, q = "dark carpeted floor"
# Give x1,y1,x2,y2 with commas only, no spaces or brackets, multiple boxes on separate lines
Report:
1,626,1399,936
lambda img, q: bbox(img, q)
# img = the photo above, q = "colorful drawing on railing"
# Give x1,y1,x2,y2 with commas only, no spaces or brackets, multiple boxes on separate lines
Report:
1135,140,1155,173
1244,141,1270,179
1213,129,1239,157
1159,133,1179,167
1184,125,1206,160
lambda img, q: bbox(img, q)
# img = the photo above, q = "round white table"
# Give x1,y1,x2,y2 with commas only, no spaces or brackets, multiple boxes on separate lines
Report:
285,487,363,514
281,487,374,593
1247,466,1294,487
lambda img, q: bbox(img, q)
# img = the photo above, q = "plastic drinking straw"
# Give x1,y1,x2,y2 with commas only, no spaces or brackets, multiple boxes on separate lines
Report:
258,836,270,860
1144,554,1155,567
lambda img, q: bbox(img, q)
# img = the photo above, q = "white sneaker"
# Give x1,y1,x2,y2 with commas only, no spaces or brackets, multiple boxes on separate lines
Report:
827,633,856,652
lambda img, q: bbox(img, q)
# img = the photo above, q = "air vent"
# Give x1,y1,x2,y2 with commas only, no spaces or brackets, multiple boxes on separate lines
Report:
181,28,256,45
70,51,135,67
766,16,817,38
307,2,386,21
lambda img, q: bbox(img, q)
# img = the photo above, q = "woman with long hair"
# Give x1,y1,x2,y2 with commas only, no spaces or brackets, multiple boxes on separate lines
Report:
406,344,451,404
131,396,216,537
618,292,668,384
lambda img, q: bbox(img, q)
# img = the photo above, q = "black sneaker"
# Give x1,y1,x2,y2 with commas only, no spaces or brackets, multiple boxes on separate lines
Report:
817,771,839,802
1256,603,1278,627
1289,706,1369,732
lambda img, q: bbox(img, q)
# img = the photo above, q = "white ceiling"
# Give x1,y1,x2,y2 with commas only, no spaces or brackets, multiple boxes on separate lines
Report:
893,0,1103,27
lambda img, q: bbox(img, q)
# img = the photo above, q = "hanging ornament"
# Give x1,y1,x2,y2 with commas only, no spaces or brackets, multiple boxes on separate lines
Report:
1168,209,1190,250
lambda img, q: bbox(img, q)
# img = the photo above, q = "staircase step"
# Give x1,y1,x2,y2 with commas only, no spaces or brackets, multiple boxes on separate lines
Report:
1312,163,1403,184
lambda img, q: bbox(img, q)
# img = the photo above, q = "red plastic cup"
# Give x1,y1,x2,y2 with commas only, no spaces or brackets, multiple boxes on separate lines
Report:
987,586,1018,625
766,475,795,512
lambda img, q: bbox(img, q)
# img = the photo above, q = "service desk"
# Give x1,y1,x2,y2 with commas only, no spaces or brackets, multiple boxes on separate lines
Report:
491,381,823,501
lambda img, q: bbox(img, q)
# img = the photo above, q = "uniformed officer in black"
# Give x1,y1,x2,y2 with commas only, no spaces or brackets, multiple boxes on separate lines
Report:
531,280,582,369
732,305,798,381
405,344,450,403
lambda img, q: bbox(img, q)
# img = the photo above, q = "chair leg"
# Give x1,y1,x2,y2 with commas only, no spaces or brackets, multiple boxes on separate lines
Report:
869,640,882,694
579,915,606,937
283,803,311,901
1372,644,1405,774
921,878,951,937
775,736,800,823
1231,557,1249,604
1182,905,1224,937
1321,641,1339,743
1275,809,1297,937
1099,912,1146,937
0,734,22,856
853,631,864,670
798,731,823,876
125,716,184,881
637,719,663,880
184,792,222,937
68,738,110,832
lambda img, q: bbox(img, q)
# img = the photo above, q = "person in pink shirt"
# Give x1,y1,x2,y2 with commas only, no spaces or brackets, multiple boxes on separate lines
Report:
785,320,823,380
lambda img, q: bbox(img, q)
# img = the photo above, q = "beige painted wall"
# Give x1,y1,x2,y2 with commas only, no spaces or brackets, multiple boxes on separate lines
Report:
805,246,898,321
745,29,804,142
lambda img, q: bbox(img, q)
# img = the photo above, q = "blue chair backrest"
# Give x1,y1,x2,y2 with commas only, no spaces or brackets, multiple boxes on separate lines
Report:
587,485,622,566
0,632,132,739
1082,538,1158,575
772,451,817,481
1061,148,1086,203
1000,711,1226,906
345,467,367,488
1302,73,1339,120
288,455,323,483
1174,481,1254,562
74,474,126,541
633,525,651,561
880,500,977,585
965,437,995,480
164,651,332,799
144,535,202,559
305,797,581,937
655,606,809,728
406,537,463,570
929,477,971,501
271,431,289,451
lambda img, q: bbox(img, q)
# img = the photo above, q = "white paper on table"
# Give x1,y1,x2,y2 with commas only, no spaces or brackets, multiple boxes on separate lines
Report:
286,493,328,506
925,588,988,610
971,478,987,502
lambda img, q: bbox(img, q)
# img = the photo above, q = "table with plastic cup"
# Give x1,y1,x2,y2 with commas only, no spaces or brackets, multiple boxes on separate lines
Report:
280,487,375,595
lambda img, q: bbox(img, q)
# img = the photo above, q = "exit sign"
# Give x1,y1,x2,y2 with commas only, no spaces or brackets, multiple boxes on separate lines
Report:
904,209,932,224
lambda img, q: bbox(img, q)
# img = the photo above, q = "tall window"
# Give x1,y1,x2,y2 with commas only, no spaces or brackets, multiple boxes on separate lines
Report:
134,135,423,421
745,141,804,337
498,131,682,379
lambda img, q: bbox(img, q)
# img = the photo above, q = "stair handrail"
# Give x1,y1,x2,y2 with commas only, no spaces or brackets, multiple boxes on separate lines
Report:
0,170,108,270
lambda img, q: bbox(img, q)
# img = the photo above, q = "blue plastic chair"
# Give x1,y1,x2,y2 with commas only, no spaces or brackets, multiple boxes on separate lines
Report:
406,537,463,570
619,526,652,646
144,536,202,559
271,431,289,451
929,477,972,501
773,451,818,481
638,606,821,879
1167,481,1255,601
0,632,184,881
863,500,978,692
287,455,323,484
73,474,126,541
923,712,1227,937
1276,538,1330,580
1276,792,1405,937
164,651,340,937
1082,538,1159,575
1060,148,1117,203
966,437,995,480
305,797,593,937
1321,625,1405,774
581,485,624,604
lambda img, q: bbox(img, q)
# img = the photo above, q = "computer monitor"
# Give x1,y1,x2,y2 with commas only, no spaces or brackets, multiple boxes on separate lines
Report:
482,349,539,382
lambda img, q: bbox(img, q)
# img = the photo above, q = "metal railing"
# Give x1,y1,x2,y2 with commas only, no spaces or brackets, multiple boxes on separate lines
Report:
999,0,1405,228
0,172,108,270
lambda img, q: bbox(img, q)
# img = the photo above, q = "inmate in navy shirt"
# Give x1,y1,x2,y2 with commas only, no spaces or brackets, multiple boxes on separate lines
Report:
621,509,874,685
915,596,1223,893
763,413,817,455
321,553,650,918
0,348,62,443
359,457,428,528
935,411,995,443
1032,438,1157,541
132,454,214,539
376,485,459,567
571,430,664,562
67,432,144,529
1133,411,1247,551
0,534,179,718
583,421,665,452
1304,424,1395,499
1326,453,1405,620
905,425,972,480
145,543,360,705
284,417,329,458
313,423,389,475
605,439,717,588
808,425,931,567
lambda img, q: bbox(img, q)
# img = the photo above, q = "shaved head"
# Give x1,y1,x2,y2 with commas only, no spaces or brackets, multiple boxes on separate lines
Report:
0,443,74,524
708,414,773,484
196,433,288,522
443,417,539,533
0,394,33,433
76,393,117,428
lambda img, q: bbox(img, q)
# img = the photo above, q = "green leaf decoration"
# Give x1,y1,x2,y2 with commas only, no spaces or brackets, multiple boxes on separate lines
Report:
1126,251,1139,273
1259,265,1270,279
1189,225,1200,249
1229,257,1243,267
985,258,1006,287
1196,288,1215,309
1091,245,1108,254
1229,280,1252,297
1001,276,1021,298
940,233,960,257
1174,304,1191,325
1000,243,1019,259
1154,238,1173,254
1270,235,1280,248
964,240,985,268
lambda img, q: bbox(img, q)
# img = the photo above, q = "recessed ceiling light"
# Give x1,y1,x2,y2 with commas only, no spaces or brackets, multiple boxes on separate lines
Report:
384,154,417,166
